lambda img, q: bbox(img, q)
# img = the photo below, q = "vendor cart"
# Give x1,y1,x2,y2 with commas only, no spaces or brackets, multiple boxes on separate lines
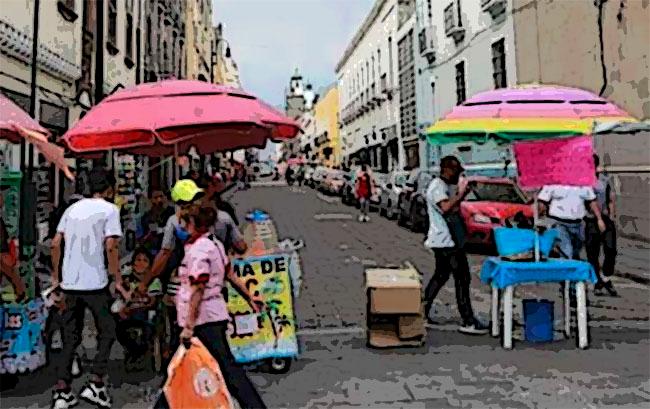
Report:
225,210,303,374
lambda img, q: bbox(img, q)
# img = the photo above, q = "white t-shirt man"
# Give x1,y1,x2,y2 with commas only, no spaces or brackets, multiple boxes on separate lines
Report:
424,178,455,249
56,198,123,291
537,185,596,221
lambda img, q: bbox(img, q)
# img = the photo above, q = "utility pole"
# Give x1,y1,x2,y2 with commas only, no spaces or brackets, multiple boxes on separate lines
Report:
95,0,105,105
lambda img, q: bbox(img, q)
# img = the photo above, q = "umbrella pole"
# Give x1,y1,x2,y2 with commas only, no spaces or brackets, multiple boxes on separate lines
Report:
534,196,540,262
174,144,179,181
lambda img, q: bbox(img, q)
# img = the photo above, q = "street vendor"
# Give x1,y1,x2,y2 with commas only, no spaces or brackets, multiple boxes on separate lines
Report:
0,186,26,302
537,183,606,260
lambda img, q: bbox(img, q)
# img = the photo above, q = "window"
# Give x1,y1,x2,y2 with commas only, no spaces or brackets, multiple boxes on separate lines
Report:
418,29,427,54
125,12,134,67
444,3,455,33
58,0,78,22
455,61,466,105
491,38,507,89
107,0,118,55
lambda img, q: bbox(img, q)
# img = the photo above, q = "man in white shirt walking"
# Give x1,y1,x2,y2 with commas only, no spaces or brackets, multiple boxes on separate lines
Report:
423,156,488,335
50,168,126,409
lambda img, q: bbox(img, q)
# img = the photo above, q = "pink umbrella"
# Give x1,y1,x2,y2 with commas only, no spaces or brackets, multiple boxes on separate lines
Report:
0,93,50,143
444,85,631,121
10,124,75,181
62,80,300,156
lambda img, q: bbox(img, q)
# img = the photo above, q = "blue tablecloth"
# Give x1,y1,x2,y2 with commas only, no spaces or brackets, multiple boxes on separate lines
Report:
480,257,597,289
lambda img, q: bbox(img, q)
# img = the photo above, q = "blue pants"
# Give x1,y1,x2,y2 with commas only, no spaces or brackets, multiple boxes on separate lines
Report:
552,219,584,259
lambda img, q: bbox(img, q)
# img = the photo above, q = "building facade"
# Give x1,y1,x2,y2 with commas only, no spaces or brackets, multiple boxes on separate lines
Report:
396,0,418,169
184,0,212,81
413,0,648,172
513,0,649,121
212,23,241,87
336,0,404,172
313,85,340,167
143,0,186,82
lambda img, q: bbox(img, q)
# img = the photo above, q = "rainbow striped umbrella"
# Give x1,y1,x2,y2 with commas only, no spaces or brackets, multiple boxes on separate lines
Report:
426,85,636,145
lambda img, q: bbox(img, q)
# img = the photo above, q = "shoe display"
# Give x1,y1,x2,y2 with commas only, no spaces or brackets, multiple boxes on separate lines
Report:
52,389,78,409
80,382,112,408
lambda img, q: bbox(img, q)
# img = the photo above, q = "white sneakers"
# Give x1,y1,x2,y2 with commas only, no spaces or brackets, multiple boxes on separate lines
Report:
53,382,111,409
358,215,370,223
79,382,112,408
51,389,78,409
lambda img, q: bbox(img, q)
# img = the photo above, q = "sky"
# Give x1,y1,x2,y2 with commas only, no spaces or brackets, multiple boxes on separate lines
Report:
212,0,375,108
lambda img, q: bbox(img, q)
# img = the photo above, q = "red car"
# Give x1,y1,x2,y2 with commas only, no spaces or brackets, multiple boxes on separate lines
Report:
461,177,533,247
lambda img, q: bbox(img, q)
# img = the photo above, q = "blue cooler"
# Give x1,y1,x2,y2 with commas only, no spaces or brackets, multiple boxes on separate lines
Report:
522,299,554,343
493,227,558,257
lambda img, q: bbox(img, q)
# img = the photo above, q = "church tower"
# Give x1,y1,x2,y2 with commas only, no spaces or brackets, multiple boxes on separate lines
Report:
285,67,306,119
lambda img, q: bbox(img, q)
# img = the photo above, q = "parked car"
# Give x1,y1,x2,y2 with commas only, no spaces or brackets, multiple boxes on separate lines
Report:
369,173,386,211
460,177,533,247
303,166,315,186
309,166,328,189
322,169,346,195
379,171,409,219
397,169,434,232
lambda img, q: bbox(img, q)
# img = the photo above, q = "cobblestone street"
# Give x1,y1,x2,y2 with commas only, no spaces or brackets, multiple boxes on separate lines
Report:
6,184,649,408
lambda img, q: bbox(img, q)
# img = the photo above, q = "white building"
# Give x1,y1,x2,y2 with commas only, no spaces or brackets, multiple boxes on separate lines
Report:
414,0,517,171
336,0,404,172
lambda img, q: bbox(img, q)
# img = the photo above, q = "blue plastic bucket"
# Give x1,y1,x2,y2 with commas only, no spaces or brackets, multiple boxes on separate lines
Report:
522,299,554,343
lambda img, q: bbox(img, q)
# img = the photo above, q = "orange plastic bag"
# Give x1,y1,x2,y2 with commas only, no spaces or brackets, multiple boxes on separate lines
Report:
163,337,233,409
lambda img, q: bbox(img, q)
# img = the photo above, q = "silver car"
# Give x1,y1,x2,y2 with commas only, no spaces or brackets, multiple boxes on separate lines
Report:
379,171,409,219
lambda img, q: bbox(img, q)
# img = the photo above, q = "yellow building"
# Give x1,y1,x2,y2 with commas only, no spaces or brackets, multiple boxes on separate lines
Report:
313,85,340,166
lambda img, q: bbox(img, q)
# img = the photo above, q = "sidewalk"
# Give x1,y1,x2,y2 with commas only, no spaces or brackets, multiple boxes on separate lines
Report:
615,236,650,284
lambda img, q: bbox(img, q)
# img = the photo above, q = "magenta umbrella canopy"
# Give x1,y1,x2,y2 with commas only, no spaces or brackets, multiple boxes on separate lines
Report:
0,93,50,143
62,80,301,156
444,85,631,120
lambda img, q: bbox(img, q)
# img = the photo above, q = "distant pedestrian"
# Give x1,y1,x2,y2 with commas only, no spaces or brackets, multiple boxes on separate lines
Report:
140,189,175,253
423,156,488,335
355,163,374,222
50,167,126,409
585,154,618,296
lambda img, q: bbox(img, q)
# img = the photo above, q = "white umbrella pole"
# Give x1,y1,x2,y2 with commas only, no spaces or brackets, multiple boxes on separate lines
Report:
534,195,540,261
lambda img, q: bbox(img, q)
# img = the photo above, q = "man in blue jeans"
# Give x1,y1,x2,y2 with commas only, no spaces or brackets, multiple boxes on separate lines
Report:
537,184,606,260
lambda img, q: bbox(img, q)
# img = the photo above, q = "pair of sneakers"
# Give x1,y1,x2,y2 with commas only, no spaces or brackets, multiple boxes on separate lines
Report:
52,382,111,409
358,215,370,223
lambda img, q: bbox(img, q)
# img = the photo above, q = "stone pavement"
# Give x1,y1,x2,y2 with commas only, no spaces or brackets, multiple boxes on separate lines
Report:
2,184,649,408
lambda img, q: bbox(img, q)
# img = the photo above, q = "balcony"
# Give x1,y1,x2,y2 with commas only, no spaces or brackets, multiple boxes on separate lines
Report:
444,2,465,43
419,27,437,66
481,0,506,19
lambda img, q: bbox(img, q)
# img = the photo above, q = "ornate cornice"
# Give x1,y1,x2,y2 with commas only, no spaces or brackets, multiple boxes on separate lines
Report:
0,19,81,83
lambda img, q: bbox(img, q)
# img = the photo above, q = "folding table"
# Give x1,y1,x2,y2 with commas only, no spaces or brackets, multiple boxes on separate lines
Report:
480,257,597,349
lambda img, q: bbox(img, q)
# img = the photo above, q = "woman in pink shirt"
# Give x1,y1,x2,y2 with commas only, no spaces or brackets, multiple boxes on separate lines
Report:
158,207,266,409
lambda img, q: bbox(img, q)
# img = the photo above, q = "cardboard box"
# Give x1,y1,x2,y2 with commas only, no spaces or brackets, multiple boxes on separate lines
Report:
398,315,425,340
366,265,422,314
368,325,424,348
369,288,421,314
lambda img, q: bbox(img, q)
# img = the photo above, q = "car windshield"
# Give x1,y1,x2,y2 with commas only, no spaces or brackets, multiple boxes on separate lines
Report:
466,182,525,203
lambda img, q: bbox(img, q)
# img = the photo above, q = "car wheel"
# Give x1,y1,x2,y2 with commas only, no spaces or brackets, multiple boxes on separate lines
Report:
267,357,292,374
